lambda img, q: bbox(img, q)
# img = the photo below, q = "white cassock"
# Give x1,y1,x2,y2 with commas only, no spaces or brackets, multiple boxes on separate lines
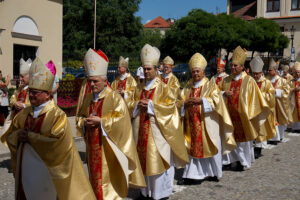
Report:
133,79,175,200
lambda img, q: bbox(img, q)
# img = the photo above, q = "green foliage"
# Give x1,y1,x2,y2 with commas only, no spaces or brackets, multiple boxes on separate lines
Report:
139,29,163,49
63,0,143,61
8,87,15,100
63,74,75,81
63,60,84,69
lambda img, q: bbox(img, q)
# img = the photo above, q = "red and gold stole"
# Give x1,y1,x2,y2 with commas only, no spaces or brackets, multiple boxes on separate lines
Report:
18,88,28,103
117,79,127,98
87,98,105,200
295,81,300,120
161,77,169,84
84,82,92,97
271,79,280,125
137,88,156,174
187,87,204,158
256,81,262,89
227,78,246,142
216,77,223,86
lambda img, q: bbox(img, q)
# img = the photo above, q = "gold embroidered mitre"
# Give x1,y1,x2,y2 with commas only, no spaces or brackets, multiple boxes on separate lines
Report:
282,65,290,72
250,56,264,72
232,46,247,65
268,58,278,70
163,56,174,66
189,53,207,71
119,56,129,68
140,44,160,66
29,58,55,92
20,58,32,75
294,62,300,71
84,48,109,77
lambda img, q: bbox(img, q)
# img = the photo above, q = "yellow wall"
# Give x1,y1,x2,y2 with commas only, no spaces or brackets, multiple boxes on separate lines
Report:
0,0,63,80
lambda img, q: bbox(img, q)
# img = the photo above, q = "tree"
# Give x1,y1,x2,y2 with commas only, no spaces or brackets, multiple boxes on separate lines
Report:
161,9,218,62
63,0,142,61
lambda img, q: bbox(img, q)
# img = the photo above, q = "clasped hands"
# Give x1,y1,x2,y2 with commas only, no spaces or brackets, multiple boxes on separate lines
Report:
224,91,234,98
14,101,25,111
294,87,300,92
117,88,124,96
184,97,202,107
138,99,149,112
85,114,101,128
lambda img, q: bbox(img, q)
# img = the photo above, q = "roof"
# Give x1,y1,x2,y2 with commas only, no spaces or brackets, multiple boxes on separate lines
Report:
266,15,300,20
143,16,171,28
232,1,256,21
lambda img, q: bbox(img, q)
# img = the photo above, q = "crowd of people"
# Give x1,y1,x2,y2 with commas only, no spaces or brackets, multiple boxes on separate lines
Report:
0,43,299,200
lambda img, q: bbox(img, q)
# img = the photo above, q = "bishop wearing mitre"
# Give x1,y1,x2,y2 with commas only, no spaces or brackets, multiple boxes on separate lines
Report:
111,56,137,101
177,53,236,185
160,56,180,97
220,46,270,171
76,48,146,200
249,56,276,158
127,44,189,200
210,58,228,86
2,57,96,200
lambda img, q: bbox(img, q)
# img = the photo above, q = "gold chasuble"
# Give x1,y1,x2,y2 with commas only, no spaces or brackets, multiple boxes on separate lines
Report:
266,75,291,125
77,87,146,200
160,72,181,97
10,86,31,110
289,79,300,122
127,78,189,176
210,72,229,87
220,72,270,142
180,78,236,157
3,100,96,200
111,73,137,100
255,77,277,141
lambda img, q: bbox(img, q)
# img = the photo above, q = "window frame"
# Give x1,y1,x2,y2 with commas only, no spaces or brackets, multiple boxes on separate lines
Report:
266,0,280,12
291,0,300,10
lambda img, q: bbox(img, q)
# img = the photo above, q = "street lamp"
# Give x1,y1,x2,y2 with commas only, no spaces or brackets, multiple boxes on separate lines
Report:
290,25,296,62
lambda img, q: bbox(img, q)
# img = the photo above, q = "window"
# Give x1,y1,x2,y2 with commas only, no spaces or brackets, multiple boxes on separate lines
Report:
267,0,280,12
292,0,300,10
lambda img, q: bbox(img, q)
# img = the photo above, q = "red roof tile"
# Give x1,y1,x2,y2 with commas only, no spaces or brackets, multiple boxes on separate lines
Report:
232,1,256,21
143,16,171,28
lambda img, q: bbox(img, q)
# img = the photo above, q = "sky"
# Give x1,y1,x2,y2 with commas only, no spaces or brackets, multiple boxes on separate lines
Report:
135,0,227,24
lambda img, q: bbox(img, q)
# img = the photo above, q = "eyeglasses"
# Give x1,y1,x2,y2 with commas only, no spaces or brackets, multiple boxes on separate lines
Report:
29,89,45,96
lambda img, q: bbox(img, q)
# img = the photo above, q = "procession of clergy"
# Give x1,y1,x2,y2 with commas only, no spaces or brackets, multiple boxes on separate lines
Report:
1,43,299,200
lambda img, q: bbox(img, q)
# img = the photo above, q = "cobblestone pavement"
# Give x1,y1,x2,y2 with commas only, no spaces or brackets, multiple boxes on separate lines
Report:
1,132,299,200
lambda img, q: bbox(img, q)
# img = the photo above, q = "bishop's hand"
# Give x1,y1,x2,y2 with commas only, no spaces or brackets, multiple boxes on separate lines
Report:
85,114,101,128
18,130,29,143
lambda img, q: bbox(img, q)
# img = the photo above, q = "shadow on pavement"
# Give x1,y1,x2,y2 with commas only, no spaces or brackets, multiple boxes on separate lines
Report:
0,158,12,173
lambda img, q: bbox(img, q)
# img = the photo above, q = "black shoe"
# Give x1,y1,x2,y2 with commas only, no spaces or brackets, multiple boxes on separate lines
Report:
177,178,187,185
268,141,278,145
222,164,232,171
177,178,202,185
235,162,244,171
136,192,151,200
286,128,292,132
254,147,262,159
159,197,169,200
207,176,219,182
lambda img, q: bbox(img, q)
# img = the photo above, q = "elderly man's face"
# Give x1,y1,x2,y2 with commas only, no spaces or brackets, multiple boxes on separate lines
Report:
296,70,300,78
143,65,157,81
217,67,225,74
252,72,262,81
88,76,107,94
20,74,29,86
192,68,204,82
118,66,127,75
29,89,50,107
163,64,172,75
231,63,244,75
268,68,276,77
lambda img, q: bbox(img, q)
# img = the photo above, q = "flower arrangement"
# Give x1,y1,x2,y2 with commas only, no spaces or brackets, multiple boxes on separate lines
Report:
57,96,78,109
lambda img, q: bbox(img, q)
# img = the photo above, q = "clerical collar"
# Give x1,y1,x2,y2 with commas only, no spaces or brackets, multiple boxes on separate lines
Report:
297,77,300,81
145,77,156,90
23,85,29,90
218,72,225,77
270,75,278,83
163,73,170,79
193,79,203,88
234,73,242,81
33,100,51,118
256,75,263,82
120,73,128,81
93,87,106,102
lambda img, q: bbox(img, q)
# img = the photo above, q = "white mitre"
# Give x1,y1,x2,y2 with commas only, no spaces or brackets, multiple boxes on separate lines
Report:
29,58,55,92
250,56,264,72
20,58,32,75
84,48,109,77
140,44,160,66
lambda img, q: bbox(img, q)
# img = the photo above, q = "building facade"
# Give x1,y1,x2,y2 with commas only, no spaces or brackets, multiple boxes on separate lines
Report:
227,0,300,62
0,0,63,82
143,16,174,36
